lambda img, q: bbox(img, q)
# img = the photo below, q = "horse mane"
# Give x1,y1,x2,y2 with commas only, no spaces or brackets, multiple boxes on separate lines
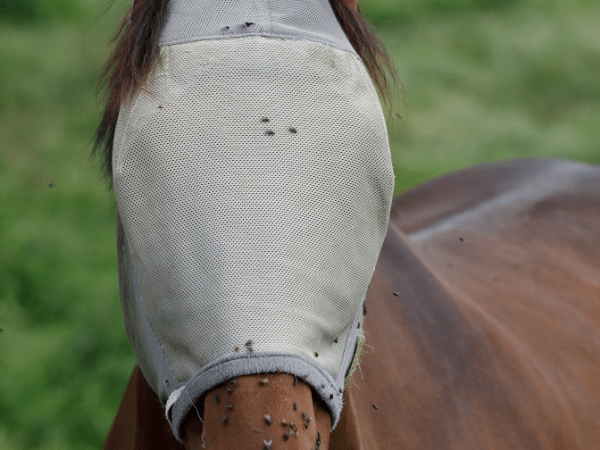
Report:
92,0,401,183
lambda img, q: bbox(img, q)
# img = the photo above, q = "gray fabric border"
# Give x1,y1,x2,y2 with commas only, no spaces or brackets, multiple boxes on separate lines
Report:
156,0,359,57
166,351,344,443
159,31,359,58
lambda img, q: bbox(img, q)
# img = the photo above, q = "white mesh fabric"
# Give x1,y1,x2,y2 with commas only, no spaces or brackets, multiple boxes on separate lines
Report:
113,35,394,440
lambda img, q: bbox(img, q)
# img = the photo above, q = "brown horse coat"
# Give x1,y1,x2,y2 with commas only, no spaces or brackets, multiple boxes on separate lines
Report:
103,158,600,449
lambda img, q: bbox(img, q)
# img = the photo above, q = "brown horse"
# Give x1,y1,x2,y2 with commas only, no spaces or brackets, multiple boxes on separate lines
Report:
103,157,600,450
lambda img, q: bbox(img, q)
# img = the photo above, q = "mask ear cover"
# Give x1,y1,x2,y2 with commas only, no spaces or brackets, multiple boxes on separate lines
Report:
112,36,394,444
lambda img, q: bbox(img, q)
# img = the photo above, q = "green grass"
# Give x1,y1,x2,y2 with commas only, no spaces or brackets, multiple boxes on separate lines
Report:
377,1,600,190
1,0,599,448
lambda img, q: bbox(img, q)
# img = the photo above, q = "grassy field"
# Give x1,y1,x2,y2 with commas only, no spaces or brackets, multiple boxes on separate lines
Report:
1,0,598,448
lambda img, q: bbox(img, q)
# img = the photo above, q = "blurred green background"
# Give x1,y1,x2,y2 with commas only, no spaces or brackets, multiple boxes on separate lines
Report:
0,0,598,448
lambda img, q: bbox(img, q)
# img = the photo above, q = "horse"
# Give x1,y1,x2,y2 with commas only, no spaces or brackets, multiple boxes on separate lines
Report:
95,2,402,449
102,157,600,450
